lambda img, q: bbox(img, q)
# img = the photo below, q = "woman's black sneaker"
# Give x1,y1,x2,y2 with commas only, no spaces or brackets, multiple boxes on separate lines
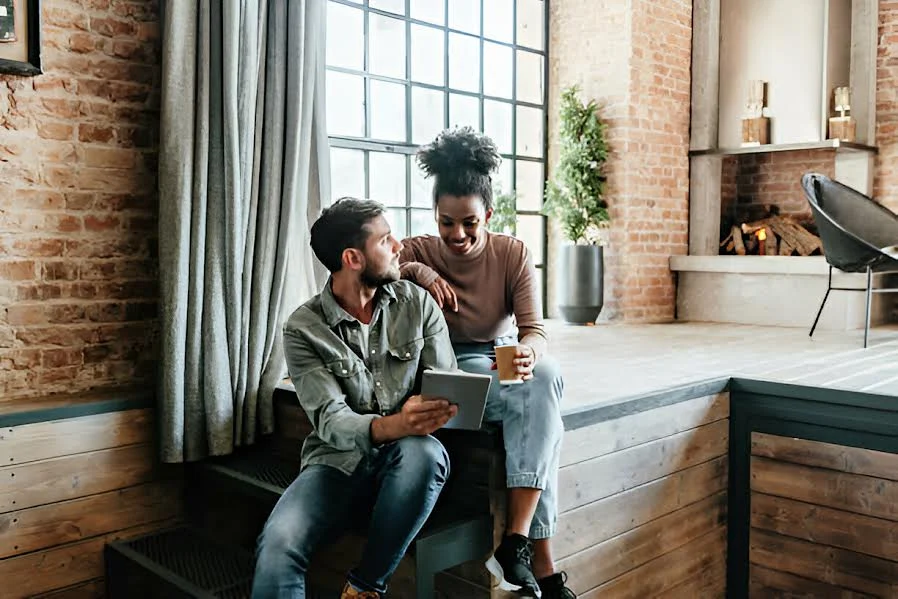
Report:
538,571,576,599
485,533,541,597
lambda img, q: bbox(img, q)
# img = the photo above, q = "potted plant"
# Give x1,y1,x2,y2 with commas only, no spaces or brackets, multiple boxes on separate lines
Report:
542,85,610,324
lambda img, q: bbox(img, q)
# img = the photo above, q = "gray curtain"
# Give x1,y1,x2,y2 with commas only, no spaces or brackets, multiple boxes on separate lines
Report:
158,0,329,462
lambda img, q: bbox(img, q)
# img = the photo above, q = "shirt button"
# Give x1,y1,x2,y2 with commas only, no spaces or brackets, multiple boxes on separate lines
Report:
371,350,376,355
342,369,348,374
404,352,411,358
376,381,381,387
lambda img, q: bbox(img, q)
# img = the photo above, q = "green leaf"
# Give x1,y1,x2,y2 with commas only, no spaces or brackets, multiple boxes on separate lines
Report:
542,85,610,244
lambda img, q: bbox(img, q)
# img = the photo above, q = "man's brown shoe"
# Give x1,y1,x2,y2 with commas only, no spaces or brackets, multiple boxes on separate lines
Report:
340,582,380,599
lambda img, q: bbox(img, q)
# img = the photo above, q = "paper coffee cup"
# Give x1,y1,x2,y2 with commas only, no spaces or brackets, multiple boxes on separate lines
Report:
494,345,523,385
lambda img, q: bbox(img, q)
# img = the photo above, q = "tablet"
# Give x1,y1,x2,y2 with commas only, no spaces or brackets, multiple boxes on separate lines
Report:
421,369,492,430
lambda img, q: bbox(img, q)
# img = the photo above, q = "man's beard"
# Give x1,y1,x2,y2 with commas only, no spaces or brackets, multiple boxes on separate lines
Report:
360,262,399,288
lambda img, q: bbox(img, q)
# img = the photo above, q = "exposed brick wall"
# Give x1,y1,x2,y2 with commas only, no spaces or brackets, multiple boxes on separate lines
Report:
548,0,692,323
720,150,836,227
0,1,160,400
876,0,898,213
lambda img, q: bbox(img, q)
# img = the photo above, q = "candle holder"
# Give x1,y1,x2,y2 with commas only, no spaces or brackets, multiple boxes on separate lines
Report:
741,80,770,147
828,86,856,142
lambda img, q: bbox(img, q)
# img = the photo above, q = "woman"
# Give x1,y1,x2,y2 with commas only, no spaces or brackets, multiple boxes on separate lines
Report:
399,127,572,599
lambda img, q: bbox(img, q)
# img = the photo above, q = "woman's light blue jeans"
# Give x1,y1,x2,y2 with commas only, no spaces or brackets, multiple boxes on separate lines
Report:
453,339,565,539
251,435,450,598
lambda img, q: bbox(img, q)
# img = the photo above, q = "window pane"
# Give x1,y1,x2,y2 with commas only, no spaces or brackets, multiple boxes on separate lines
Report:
370,0,405,15
326,71,365,137
515,160,544,211
483,0,513,42
369,152,407,207
495,156,513,198
412,86,445,144
449,93,479,129
516,105,543,157
411,157,433,208
516,50,544,104
448,0,480,34
371,80,407,141
517,0,544,50
386,208,409,238
533,269,544,305
326,3,363,70
411,25,445,86
484,100,512,154
448,33,480,93
330,148,365,201
410,208,438,237
483,42,513,99
370,14,406,79
411,0,444,25
517,215,544,263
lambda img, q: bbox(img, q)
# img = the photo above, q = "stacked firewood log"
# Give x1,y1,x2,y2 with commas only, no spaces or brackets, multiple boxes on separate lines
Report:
720,214,822,256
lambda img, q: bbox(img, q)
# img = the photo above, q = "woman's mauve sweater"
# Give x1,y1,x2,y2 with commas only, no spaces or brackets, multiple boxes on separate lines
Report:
398,231,547,359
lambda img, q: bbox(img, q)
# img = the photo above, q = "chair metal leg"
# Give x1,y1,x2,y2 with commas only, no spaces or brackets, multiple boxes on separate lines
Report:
864,266,873,348
810,266,833,338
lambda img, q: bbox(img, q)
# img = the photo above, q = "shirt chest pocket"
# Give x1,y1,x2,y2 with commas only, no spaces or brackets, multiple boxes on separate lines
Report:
386,337,424,393
325,358,368,406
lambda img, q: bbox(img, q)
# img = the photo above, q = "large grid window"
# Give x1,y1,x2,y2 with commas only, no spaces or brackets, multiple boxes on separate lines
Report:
325,0,549,295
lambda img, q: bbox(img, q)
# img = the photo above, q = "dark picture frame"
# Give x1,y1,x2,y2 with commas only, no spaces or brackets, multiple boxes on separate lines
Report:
0,0,41,76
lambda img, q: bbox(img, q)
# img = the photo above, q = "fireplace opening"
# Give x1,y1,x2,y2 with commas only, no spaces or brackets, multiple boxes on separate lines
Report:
719,203,822,256
718,152,827,256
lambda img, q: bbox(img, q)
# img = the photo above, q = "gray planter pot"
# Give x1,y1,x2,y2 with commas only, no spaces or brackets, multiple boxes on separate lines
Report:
556,244,604,324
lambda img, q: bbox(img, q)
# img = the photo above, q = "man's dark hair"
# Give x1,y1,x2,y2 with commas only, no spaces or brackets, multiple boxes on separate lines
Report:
310,197,386,273
417,126,501,210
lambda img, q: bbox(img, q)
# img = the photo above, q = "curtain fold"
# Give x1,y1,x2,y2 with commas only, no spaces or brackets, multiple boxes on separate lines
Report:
158,0,327,462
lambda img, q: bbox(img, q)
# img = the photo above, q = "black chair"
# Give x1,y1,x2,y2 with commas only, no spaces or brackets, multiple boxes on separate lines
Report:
801,173,898,347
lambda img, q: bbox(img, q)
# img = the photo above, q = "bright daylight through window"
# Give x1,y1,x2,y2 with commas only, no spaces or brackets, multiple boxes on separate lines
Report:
325,0,548,297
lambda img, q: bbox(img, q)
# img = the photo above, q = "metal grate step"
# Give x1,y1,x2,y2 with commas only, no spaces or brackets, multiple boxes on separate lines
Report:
106,526,332,598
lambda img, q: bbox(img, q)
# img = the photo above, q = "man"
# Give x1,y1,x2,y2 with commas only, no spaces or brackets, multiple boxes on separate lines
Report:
252,198,459,599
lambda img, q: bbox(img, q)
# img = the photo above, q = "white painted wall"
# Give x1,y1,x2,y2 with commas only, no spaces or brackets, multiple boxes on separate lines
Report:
718,0,838,148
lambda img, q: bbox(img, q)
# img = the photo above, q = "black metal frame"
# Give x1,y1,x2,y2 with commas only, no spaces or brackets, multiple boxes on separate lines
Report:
326,0,550,311
809,264,898,348
727,378,898,598
0,0,41,76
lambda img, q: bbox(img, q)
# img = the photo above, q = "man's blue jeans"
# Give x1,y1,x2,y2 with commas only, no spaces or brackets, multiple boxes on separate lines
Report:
453,340,564,539
251,435,450,598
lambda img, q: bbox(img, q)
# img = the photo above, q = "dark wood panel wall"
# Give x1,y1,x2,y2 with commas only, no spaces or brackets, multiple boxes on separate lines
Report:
0,407,183,598
749,432,898,597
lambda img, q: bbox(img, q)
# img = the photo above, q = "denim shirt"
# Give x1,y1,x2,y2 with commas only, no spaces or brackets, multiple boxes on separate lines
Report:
283,279,457,474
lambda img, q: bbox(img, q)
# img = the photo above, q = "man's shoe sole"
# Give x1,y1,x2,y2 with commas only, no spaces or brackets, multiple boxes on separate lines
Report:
485,555,542,597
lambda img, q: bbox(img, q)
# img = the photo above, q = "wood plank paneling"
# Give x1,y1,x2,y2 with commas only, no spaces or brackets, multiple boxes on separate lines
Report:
559,418,729,512
554,455,727,558
580,526,727,599
32,578,105,599
749,432,898,596
750,528,898,596
0,519,181,599
0,443,157,514
750,564,877,599
560,393,729,467
559,491,726,594
751,456,898,521
751,492,898,562
665,550,726,598
0,479,183,558
0,409,153,465
752,431,898,481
